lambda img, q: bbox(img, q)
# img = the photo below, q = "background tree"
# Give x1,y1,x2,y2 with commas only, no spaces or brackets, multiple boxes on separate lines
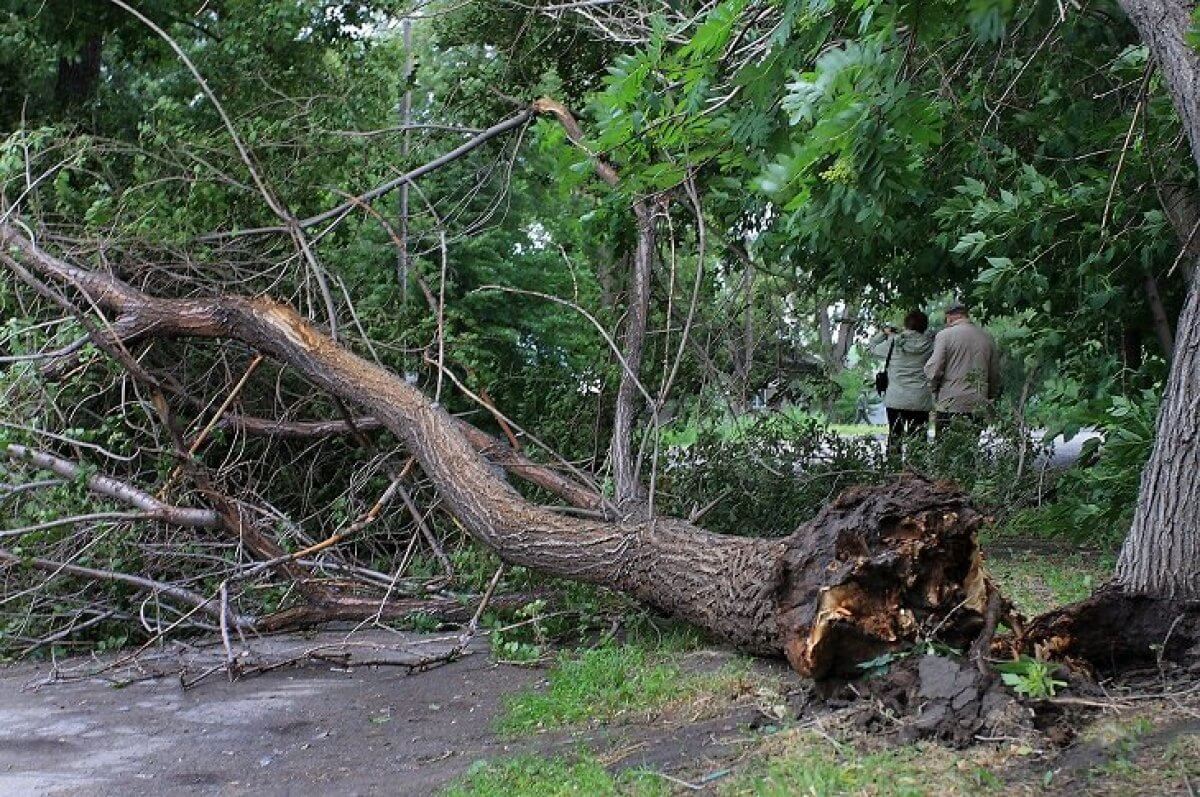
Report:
1111,0,1200,598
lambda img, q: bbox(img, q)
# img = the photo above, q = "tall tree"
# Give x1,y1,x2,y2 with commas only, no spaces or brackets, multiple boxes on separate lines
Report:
1113,0,1200,597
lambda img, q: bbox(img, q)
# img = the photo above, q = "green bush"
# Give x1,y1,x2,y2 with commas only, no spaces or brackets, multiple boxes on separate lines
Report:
659,412,887,537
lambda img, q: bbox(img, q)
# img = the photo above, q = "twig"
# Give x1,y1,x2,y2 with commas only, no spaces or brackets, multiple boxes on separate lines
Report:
219,581,238,681
1101,61,1154,233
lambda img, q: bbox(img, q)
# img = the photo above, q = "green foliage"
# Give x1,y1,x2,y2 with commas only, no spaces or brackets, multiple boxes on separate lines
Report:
660,411,887,537
996,656,1067,699
0,0,1187,659
490,599,550,664
1054,390,1159,537
661,402,1049,539
997,389,1159,547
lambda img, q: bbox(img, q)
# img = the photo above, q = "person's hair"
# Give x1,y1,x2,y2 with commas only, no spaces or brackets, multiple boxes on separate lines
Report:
904,310,929,333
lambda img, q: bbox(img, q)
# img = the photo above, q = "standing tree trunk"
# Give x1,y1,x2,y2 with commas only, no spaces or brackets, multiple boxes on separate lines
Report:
1113,0,1200,598
530,98,655,512
54,34,103,111
1115,288,1200,596
815,300,859,375
610,202,654,510
1142,272,1175,359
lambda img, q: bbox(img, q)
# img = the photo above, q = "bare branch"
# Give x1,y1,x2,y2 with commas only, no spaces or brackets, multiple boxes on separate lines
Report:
4,443,221,528
0,547,250,627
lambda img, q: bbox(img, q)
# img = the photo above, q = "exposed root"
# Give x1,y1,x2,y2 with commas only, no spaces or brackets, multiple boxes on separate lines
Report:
774,477,994,679
1016,585,1200,675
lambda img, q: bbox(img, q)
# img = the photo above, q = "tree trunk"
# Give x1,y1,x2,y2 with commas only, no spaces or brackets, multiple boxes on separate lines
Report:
54,34,103,110
1159,181,1199,284
1114,0,1200,598
610,202,654,510
816,301,858,375
831,301,859,369
1142,272,1175,359
529,98,651,511
1115,287,1200,597
1,225,993,677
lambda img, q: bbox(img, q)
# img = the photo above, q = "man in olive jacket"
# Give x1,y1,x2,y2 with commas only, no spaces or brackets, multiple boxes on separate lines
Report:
923,301,1000,428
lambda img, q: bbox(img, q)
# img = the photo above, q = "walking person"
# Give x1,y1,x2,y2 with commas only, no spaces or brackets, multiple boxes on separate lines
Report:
853,391,871,424
923,300,1000,433
869,310,934,456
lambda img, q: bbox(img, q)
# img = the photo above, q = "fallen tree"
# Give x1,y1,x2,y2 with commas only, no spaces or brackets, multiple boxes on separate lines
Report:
1,222,1005,678
5,222,1199,679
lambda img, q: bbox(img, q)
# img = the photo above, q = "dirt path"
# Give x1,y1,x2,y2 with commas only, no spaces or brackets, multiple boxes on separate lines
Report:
0,633,543,797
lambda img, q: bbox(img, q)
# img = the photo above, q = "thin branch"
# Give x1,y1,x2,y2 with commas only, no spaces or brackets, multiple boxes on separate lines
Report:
4,443,221,528
0,548,251,626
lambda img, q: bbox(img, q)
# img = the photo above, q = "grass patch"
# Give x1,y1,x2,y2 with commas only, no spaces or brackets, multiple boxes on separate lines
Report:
986,552,1112,616
722,732,999,796
497,643,769,735
828,423,884,437
444,753,668,797
659,406,879,448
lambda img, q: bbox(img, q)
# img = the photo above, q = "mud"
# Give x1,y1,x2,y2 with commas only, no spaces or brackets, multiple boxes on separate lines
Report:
846,654,1033,747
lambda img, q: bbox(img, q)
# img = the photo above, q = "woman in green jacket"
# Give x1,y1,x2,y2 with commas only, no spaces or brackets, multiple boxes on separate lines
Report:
869,310,934,455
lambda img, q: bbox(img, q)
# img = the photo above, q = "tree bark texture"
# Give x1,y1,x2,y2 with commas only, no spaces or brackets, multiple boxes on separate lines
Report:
1114,0,1200,597
1160,181,1199,283
2,225,992,677
610,202,654,510
1115,286,1200,597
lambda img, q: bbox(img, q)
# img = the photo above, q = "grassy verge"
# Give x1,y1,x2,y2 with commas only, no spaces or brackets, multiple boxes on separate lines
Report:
721,731,1000,796
453,632,1197,797
496,641,775,735
827,423,884,437
444,753,669,797
985,551,1113,616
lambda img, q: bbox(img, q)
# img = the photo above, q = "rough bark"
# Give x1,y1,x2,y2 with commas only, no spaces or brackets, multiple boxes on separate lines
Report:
1115,287,1200,597
1114,0,1200,598
1159,181,1200,283
2,225,992,675
1118,1,1200,171
610,201,654,510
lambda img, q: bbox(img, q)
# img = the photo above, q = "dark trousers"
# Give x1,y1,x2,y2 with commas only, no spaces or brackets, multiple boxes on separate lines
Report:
886,408,929,455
